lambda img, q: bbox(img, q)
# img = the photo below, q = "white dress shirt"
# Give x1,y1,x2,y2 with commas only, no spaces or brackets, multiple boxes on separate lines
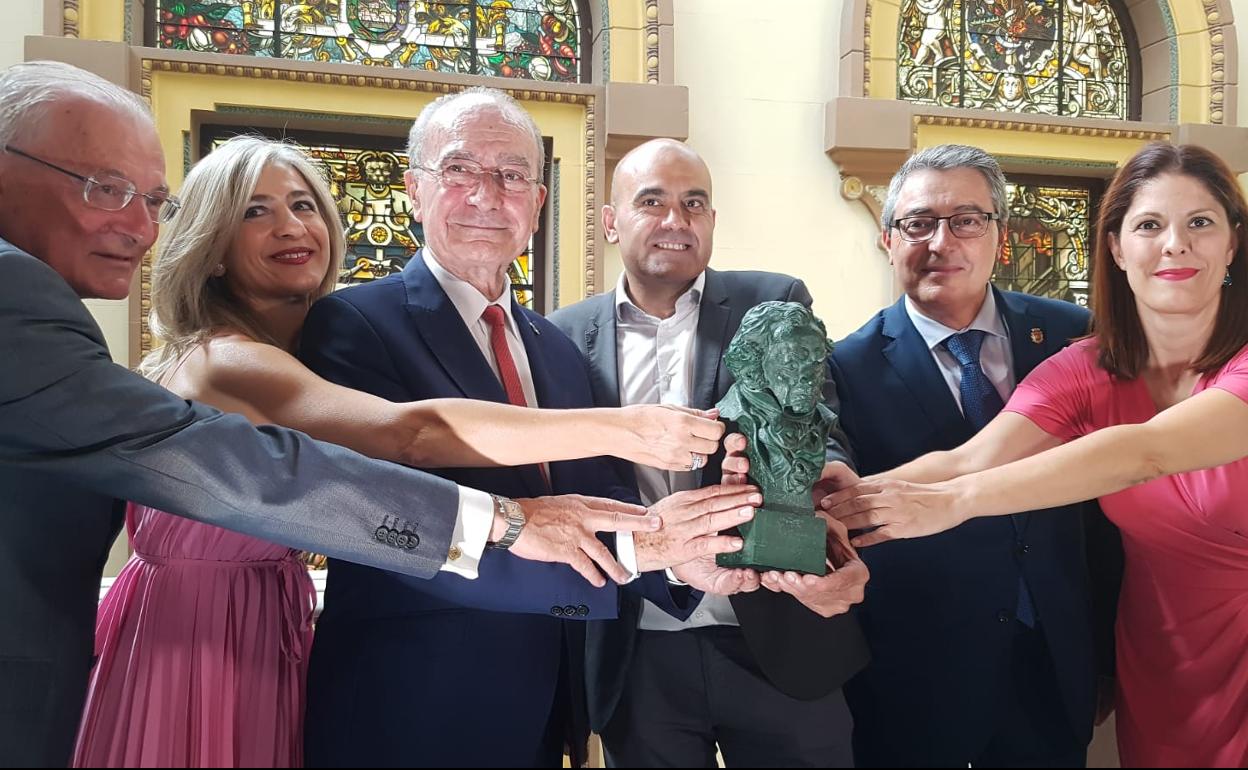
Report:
424,249,541,580
613,271,740,630
903,287,1015,410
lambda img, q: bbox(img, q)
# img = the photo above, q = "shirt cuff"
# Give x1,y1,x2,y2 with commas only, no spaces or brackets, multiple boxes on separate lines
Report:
614,531,641,585
438,486,494,580
664,568,688,586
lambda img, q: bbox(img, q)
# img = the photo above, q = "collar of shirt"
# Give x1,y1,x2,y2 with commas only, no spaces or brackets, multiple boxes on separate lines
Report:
904,286,1008,351
614,270,707,326
423,249,520,337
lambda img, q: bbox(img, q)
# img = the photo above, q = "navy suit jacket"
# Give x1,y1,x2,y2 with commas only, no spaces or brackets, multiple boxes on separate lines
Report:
550,268,869,732
830,287,1119,766
298,253,686,767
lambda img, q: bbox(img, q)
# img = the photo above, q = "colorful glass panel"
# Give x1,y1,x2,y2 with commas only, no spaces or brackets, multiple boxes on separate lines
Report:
995,181,1091,305
898,0,1130,119
156,1,582,82
207,132,539,308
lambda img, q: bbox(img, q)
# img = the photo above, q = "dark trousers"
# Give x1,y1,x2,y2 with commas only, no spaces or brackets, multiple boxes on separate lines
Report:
601,626,855,768
971,623,1086,768
854,622,1086,768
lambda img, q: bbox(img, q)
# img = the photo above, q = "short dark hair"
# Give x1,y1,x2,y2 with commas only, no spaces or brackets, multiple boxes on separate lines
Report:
1091,143,1248,378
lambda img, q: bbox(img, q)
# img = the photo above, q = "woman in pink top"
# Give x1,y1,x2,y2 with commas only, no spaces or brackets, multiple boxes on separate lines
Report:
825,143,1248,767
72,136,750,767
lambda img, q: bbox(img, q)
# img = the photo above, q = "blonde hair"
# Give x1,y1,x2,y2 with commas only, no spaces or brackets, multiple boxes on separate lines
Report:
139,135,344,381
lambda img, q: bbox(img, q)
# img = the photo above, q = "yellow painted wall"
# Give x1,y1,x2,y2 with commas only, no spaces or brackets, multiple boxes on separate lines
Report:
146,67,594,311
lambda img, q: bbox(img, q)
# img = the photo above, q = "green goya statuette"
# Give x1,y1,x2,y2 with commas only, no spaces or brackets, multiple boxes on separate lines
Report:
716,301,832,575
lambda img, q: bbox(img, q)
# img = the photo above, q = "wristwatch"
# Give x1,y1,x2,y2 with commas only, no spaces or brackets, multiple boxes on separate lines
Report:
488,494,526,550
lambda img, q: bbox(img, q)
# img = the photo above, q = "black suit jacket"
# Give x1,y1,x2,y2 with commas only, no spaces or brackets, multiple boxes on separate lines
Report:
830,287,1121,765
549,267,871,732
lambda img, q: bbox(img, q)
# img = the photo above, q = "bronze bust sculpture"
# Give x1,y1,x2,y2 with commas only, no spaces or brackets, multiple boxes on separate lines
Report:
716,301,832,575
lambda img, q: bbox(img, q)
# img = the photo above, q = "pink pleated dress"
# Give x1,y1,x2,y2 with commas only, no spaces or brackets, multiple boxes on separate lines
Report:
72,503,317,767
1007,339,1248,767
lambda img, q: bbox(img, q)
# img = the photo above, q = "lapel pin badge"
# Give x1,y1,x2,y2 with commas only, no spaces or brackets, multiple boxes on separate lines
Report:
1030,328,1044,345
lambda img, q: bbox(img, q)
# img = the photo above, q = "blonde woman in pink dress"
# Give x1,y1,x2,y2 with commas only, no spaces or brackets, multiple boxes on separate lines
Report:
71,136,733,767
825,143,1248,766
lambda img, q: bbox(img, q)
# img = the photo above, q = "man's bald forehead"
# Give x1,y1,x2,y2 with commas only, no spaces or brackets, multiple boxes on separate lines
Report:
611,139,711,205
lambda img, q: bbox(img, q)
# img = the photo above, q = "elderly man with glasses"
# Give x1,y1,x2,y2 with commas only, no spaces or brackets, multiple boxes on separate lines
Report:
296,87,761,768
825,144,1122,767
0,62,689,768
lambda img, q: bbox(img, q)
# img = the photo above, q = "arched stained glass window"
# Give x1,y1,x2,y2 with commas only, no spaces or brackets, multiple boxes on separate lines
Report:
993,178,1098,305
154,1,586,83
897,0,1135,119
202,126,545,309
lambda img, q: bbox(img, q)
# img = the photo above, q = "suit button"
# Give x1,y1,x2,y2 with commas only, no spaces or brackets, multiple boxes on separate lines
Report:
386,531,400,547
551,606,564,617
375,526,391,543
576,605,589,616
447,545,462,561
404,531,420,549
395,533,410,548
997,610,1012,623
563,605,578,617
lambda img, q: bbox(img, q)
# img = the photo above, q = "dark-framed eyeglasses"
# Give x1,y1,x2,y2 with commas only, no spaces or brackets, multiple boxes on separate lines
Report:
5,145,182,223
891,211,1000,243
414,160,539,194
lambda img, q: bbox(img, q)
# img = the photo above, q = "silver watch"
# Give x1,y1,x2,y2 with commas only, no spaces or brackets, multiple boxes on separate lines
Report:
489,494,526,550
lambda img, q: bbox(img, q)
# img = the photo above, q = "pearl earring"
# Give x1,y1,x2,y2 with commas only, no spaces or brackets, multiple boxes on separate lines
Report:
212,264,226,277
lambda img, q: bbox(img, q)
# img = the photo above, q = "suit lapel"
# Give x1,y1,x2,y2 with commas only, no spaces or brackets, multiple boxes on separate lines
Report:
401,252,508,403
692,269,733,411
582,295,622,409
880,298,972,442
995,287,1050,383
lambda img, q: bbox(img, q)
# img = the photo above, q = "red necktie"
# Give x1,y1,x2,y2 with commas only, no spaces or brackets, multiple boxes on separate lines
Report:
481,304,550,489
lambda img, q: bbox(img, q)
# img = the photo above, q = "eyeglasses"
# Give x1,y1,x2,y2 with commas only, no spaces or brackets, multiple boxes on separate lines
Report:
5,145,182,223
891,211,1000,243
414,160,539,194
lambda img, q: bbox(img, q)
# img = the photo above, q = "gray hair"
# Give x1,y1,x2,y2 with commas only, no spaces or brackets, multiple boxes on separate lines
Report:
139,135,344,382
0,60,151,149
406,86,545,172
880,144,1009,231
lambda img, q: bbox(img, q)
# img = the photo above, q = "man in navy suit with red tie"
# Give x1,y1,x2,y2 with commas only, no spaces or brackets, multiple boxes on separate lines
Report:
299,88,760,768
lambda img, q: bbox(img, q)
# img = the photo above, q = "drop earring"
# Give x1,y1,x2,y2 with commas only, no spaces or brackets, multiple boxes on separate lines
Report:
1224,267,1233,287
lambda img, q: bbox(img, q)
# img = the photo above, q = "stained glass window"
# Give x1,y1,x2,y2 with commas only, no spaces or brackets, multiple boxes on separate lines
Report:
994,180,1093,305
202,126,543,309
898,0,1133,119
154,1,585,82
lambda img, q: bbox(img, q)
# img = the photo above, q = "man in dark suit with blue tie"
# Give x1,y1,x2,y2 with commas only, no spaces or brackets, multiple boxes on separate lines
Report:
298,90,759,768
828,145,1119,767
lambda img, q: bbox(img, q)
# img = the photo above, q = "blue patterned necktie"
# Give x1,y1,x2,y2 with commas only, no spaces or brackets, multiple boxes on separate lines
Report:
941,329,1037,628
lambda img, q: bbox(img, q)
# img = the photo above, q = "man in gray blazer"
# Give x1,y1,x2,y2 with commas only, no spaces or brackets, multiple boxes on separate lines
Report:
549,139,871,767
0,61,654,768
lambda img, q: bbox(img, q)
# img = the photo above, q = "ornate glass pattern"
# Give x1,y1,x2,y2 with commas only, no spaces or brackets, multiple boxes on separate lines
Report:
995,181,1091,305
206,132,539,307
898,0,1130,119
155,1,583,82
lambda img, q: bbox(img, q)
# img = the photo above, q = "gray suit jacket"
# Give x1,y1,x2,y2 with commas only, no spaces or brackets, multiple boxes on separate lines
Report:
0,241,461,767
549,268,869,731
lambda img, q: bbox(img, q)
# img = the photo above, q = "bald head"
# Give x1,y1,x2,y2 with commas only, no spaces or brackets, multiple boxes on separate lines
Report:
605,139,716,305
611,138,711,207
